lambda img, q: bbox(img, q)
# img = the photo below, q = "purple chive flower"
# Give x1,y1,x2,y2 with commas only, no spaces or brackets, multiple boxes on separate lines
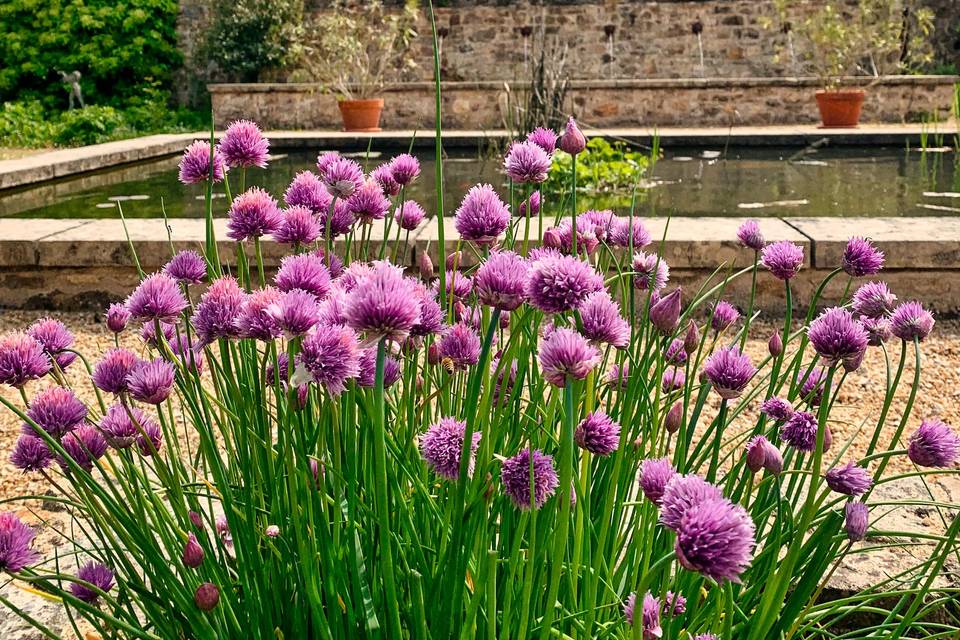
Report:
0,333,51,388
606,362,629,389
219,120,269,168
126,273,188,322
127,358,175,405
0,512,39,573
347,180,391,223
389,153,421,186
558,117,587,155
504,141,551,183
92,348,139,395
438,323,481,370
105,303,130,334
227,187,283,241
661,368,685,392
501,448,559,510
761,396,794,421
316,151,341,175
861,316,892,346
27,318,76,370
275,253,332,300
908,419,960,468
517,190,541,217
356,347,401,388
761,240,804,280
851,281,896,319
394,200,427,231
610,217,653,249
664,591,686,617
182,532,204,568
676,497,755,583
539,327,601,387
371,163,401,197
11,435,52,472
70,561,115,603
709,301,740,333
59,425,108,471
444,270,473,300
194,582,220,611
164,250,207,285
270,289,319,337
780,410,819,452
890,301,935,342
344,261,422,342
693,635,718,640
527,126,558,154
273,206,322,246
808,307,869,366
579,290,629,349
845,502,869,541
26,386,86,437
193,276,245,345
298,324,361,396
650,288,682,335
454,184,511,244
322,157,364,198
575,411,621,456
842,236,884,277
639,458,678,506
284,170,332,214
236,286,282,340
703,346,756,400
419,417,481,480
659,474,723,530
825,462,873,496
623,592,662,638
103,404,161,452
525,254,603,313
140,321,176,348
178,141,226,184
664,339,687,366
474,251,528,311
410,288,444,337
633,252,670,292
737,219,764,251
797,366,826,406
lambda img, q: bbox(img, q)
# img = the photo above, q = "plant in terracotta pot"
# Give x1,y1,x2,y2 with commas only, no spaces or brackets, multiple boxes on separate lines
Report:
296,1,418,132
768,0,933,127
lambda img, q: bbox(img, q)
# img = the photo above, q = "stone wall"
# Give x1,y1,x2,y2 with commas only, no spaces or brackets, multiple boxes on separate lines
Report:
208,76,957,130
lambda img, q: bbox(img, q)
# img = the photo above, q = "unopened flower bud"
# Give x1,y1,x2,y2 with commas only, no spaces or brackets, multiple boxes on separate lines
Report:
844,501,868,541
445,251,461,271
188,511,204,530
558,117,587,156
182,532,204,569
650,288,682,335
194,582,220,611
683,321,700,354
265,525,280,538
664,402,683,433
768,331,783,357
418,251,434,281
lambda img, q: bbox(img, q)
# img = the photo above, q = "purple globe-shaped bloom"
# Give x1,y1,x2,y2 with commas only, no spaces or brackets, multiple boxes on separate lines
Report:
824,461,873,496
28,318,76,370
579,290,629,349
227,187,283,241
610,217,652,249
316,151,341,175
389,153,421,186
11,434,52,472
579,209,616,242
639,458,677,506
517,190,541,218
851,281,896,319
737,219,764,251
164,250,207,285
780,410,819,452
709,301,740,333
797,366,826,406
0,512,40,573
623,591,662,638
664,339,687,366
70,561,115,603
419,417,481,480
345,262,422,342
663,591,687,617
525,254,604,313
236,286,283,341
454,184,511,244
504,141,551,183
126,273,188,323
438,323,481,370
861,316,892,346
27,386,86,437
193,276,245,345
575,411,621,455
844,501,869,541
410,287,444,337
92,348,139,395
394,200,427,231
356,346,402,388
444,270,473,300
127,358,176,405
807,307,868,366
322,157,365,198
0,333,51,388
275,253,331,300
500,448,559,510
219,120,269,168
675,497,755,583
633,252,670,292
178,141,227,184
660,474,724,530
538,327,601,387
761,240,804,280
558,117,587,155
284,170,332,214
842,236,884,277
298,324,361,396
269,289,319,337
890,301,935,342
99,404,157,450
526,126,558,154
58,425,108,472
273,206,322,246
474,251,528,311
347,180,391,223
908,419,960,467
761,396,794,421
661,367,685,392
105,303,130,334
371,163,401,197
703,346,756,400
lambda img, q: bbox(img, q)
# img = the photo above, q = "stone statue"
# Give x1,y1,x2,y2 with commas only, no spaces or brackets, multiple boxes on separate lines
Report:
58,70,84,109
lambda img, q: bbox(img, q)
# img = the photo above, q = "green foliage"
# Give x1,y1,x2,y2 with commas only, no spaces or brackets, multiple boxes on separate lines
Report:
545,137,652,203
53,105,129,146
201,0,304,83
0,101,58,147
0,0,182,109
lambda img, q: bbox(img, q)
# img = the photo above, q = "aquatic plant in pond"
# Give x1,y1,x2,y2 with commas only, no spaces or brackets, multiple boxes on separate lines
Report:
0,116,959,640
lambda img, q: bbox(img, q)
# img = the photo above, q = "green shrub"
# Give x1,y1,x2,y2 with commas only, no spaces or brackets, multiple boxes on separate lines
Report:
0,101,57,147
52,105,130,146
201,0,304,82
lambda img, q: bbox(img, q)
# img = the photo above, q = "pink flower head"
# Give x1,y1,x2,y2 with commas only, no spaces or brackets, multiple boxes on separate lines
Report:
58,424,108,471
824,461,873,496
27,318,76,370
347,180,391,223
444,270,473,300
558,117,587,155
356,346,401,388
273,206,322,246
908,419,960,468
504,141,551,183
317,199,356,238
675,497,755,583
633,252,670,292
344,261,422,342
178,141,227,184
474,250,528,311
610,217,653,249
578,290,629,349
438,323,481,370
538,327,601,387
761,241,804,280
807,307,868,366
501,448,559,510
275,253,331,300
575,411,621,455
420,417,481,480
736,219,764,251
92,348,139,394
703,346,755,399
219,120,269,168
389,153,421,186
526,126,558,154
127,358,176,405
639,457,677,505
316,151,341,175
454,184,510,244
126,273,188,323
11,434,52,472
322,157,365,198
0,512,40,573
890,301,935,342
192,276,245,345
26,386,86,437
660,474,723,531
227,187,283,241
164,250,207,285
842,236,884,277
284,170,332,214
394,200,427,231
371,163,401,197
852,281,896,319
298,324,361,396
709,301,740,333
236,286,283,340
525,254,604,314
517,190,541,218
269,289,320,337
105,303,130,333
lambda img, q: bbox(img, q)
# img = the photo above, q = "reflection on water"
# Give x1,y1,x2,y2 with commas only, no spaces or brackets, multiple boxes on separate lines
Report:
2,146,958,219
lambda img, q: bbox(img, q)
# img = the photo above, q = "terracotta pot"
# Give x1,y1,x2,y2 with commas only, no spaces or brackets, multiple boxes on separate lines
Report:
337,98,384,132
814,89,866,128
